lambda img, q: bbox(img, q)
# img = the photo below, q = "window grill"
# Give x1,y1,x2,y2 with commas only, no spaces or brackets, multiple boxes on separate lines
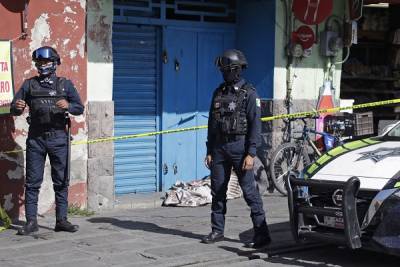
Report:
114,0,236,24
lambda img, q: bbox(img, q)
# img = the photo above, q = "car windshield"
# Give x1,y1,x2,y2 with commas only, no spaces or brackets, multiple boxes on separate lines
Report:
385,122,400,139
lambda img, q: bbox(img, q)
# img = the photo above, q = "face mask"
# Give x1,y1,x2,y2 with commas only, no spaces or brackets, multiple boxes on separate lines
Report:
221,66,242,84
35,61,56,76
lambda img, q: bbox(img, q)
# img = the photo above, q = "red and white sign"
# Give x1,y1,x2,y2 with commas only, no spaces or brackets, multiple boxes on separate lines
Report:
292,0,333,25
0,41,14,115
292,25,315,49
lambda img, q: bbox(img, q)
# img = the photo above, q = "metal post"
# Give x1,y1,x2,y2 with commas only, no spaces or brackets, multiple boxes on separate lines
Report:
66,113,71,182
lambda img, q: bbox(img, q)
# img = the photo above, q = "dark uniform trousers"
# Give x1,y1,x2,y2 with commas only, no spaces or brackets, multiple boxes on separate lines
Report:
25,129,69,221
210,137,266,234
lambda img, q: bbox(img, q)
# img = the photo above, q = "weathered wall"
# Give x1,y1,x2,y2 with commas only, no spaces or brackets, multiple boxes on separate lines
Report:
86,0,114,210
0,0,87,219
274,1,345,101
87,0,113,102
267,1,346,152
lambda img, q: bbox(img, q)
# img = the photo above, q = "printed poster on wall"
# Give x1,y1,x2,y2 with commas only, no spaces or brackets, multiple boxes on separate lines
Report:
0,40,14,115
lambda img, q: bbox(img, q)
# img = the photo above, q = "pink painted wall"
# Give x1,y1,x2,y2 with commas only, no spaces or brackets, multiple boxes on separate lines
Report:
0,0,87,219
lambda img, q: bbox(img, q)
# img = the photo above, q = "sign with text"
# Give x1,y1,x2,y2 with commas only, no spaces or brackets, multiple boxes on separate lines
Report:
0,41,14,115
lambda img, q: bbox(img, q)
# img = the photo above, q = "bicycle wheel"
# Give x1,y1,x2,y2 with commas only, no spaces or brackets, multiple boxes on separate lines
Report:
269,142,310,196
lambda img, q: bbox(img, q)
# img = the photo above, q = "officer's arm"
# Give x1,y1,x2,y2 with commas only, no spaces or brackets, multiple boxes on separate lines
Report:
65,80,84,116
206,91,217,155
10,80,29,116
246,90,261,158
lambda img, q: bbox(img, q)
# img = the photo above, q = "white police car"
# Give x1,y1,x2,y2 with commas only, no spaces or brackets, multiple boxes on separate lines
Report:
286,121,400,256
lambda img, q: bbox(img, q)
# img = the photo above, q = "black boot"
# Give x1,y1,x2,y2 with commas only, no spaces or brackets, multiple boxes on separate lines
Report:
54,219,79,232
201,231,224,244
244,222,271,249
17,219,39,235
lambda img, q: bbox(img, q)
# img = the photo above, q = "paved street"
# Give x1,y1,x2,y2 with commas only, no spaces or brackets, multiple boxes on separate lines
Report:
0,194,398,267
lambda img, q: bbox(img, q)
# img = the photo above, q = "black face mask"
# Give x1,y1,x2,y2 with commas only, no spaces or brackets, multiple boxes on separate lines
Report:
221,66,242,84
35,61,57,77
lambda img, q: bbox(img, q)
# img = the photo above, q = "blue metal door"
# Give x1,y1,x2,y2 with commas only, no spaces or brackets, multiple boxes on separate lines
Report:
113,24,160,194
162,27,234,190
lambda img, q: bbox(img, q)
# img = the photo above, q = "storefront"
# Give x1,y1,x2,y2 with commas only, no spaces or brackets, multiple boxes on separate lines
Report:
111,0,275,194
340,0,400,134
1,0,352,218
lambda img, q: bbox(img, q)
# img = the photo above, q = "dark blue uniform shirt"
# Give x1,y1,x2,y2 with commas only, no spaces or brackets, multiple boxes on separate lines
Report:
10,75,84,129
207,79,261,157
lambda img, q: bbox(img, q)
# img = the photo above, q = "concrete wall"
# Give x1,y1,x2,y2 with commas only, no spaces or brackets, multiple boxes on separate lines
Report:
274,1,345,101
268,1,346,150
86,0,114,210
87,0,113,102
0,0,87,219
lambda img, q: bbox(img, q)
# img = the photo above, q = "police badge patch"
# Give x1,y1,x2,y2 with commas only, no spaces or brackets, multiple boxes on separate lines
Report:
228,101,236,111
49,90,57,96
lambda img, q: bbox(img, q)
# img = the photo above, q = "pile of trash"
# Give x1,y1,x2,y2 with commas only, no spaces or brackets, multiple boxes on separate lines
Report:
162,157,270,207
162,171,243,207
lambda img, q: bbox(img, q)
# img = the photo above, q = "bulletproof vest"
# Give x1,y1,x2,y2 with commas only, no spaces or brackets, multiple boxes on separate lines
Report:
211,83,252,135
28,77,67,128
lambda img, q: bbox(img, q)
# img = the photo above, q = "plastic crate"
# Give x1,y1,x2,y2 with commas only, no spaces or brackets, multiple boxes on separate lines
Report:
353,112,374,136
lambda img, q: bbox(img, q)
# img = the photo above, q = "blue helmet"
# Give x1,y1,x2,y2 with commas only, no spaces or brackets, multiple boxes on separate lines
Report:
32,46,61,76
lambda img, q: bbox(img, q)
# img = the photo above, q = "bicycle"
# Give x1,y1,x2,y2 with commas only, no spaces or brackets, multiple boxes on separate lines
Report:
269,116,344,196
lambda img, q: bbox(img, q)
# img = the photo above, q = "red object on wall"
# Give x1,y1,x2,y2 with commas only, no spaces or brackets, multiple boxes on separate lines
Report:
292,25,315,49
292,0,333,25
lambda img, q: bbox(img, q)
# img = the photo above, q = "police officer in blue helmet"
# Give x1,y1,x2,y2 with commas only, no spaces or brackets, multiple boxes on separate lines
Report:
11,46,84,235
202,49,271,248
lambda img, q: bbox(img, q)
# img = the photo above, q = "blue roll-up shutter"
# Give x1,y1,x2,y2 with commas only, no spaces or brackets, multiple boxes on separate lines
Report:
113,24,159,194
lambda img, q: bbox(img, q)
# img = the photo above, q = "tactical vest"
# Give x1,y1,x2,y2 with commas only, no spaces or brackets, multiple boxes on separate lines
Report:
28,77,67,128
211,83,252,135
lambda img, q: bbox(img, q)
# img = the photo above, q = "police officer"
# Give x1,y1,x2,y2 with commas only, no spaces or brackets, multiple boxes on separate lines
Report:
202,49,271,248
11,46,84,235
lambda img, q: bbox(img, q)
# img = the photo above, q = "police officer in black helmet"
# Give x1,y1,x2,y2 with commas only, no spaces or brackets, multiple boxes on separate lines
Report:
11,46,84,235
202,49,271,248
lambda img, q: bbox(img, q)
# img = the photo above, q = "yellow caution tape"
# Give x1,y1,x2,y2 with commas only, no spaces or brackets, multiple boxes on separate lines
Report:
0,205,11,232
72,125,208,145
1,98,399,154
261,98,400,122
0,98,399,224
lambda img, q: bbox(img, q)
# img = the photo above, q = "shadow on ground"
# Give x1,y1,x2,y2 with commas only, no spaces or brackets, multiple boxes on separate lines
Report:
220,222,399,267
87,217,241,244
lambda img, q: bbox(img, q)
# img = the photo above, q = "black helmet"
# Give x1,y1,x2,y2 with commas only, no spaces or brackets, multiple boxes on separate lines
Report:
32,46,61,65
215,49,248,69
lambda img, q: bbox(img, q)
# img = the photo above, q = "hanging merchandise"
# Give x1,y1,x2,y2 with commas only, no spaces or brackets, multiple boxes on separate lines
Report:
292,0,333,25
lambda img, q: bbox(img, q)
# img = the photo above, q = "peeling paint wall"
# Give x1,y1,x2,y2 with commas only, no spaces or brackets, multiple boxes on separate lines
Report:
0,0,87,219
86,0,114,210
87,0,113,102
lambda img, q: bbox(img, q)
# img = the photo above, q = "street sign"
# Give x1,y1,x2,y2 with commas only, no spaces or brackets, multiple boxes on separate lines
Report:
292,0,333,25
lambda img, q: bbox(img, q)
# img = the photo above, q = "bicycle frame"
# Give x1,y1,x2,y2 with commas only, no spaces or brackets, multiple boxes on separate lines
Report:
293,118,342,159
